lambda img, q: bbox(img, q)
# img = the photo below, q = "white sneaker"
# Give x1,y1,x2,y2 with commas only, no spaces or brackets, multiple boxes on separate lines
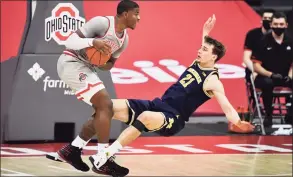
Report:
46,152,64,162
89,151,108,169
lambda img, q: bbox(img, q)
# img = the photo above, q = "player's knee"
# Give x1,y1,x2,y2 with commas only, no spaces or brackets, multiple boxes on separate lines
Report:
99,98,113,116
131,119,146,132
131,111,152,132
91,91,114,117
103,98,113,110
137,111,152,125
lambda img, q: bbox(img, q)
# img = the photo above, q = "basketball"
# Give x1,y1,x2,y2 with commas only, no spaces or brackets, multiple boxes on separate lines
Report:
85,47,111,66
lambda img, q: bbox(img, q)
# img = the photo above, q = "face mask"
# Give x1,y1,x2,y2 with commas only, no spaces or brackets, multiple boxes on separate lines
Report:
262,20,271,30
272,28,286,36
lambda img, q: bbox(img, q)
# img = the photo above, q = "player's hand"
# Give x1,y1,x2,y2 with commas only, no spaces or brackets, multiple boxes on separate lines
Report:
283,76,292,84
270,73,283,81
203,14,216,36
236,121,255,132
93,39,111,55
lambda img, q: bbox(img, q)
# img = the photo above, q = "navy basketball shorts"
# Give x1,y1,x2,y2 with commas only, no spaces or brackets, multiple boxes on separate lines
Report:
125,98,185,136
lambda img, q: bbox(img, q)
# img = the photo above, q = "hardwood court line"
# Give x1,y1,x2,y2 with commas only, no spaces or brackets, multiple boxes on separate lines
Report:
249,136,263,177
48,165,96,174
48,165,85,173
224,159,254,167
1,168,35,176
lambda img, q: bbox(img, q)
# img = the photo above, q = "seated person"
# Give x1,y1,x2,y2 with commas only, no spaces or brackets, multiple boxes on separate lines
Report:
242,9,275,109
252,12,293,127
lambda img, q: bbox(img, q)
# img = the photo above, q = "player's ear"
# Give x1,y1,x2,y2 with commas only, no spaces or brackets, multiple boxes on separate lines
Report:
212,54,217,61
123,11,128,19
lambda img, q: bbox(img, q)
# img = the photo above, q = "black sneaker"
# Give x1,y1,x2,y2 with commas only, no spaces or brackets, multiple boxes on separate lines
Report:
89,156,129,177
57,144,90,172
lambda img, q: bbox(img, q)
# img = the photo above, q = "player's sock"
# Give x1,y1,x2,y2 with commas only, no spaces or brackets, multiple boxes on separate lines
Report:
104,141,123,157
71,136,88,149
97,143,109,153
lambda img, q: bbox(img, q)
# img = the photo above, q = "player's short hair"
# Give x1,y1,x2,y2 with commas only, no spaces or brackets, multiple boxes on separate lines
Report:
117,0,139,15
272,12,287,22
204,36,226,62
261,9,275,16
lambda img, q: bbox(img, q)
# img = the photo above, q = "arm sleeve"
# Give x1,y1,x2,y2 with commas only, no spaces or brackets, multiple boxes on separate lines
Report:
111,34,129,58
65,33,94,50
64,16,109,50
79,16,109,38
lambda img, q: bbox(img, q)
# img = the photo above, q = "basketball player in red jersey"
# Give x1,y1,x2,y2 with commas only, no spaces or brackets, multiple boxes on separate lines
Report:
53,0,140,176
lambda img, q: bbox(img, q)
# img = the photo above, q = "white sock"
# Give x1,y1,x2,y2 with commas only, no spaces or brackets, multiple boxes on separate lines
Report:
97,143,109,153
71,136,88,149
105,141,123,157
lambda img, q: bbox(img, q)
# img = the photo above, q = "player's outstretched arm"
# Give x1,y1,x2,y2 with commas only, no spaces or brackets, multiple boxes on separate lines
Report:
205,75,255,131
202,14,216,44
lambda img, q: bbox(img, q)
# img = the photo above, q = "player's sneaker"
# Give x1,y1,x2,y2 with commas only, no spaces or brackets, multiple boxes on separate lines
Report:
46,150,85,163
57,144,90,172
46,152,64,162
89,155,129,177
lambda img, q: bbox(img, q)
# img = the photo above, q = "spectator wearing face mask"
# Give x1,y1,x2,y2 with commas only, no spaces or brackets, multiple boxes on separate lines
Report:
252,12,293,127
242,9,275,111
243,9,275,80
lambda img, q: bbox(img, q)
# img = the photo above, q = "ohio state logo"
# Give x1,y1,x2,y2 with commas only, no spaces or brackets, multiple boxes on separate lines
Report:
79,72,87,82
45,3,85,45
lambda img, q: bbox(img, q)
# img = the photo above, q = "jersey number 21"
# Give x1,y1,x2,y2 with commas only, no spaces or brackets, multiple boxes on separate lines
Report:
180,74,195,88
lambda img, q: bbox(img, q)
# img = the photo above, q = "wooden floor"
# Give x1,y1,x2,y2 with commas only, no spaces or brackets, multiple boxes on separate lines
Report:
1,154,293,176
1,136,292,176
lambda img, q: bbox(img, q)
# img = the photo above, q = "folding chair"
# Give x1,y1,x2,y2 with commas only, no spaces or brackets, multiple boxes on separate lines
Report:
245,79,263,119
248,74,266,135
271,87,292,123
247,74,292,134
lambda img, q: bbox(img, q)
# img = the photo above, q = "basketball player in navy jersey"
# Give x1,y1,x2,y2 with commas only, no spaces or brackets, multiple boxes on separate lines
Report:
88,14,255,169
48,14,254,172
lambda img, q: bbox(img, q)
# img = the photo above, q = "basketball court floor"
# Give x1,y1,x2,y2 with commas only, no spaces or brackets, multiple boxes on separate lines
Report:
1,135,292,176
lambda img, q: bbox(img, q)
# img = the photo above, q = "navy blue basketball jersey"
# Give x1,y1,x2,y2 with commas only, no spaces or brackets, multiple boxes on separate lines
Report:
161,61,219,121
